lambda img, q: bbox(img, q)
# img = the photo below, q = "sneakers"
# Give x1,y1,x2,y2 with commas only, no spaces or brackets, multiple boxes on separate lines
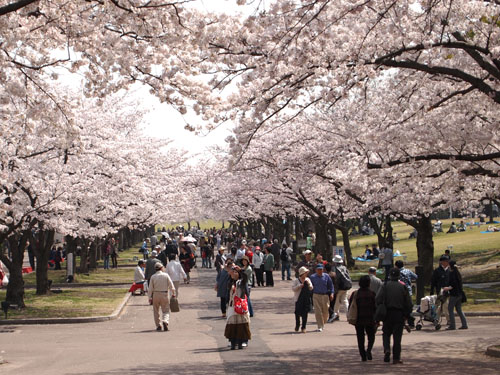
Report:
242,342,248,347
333,314,340,321
327,316,335,323
156,326,162,331
163,322,168,331
318,328,323,332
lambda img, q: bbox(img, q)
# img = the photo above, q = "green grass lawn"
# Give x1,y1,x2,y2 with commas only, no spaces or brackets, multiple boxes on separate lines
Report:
0,288,127,319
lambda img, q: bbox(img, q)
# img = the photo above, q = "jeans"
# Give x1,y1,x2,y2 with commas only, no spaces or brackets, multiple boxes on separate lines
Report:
202,258,207,268
265,270,274,286
281,261,291,280
382,309,404,360
103,255,110,269
355,324,376,360
448,295,468,329
247,288,254,317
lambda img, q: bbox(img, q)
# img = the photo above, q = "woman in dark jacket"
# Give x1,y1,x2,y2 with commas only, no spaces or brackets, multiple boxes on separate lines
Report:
349,275,377,361
444,260,468,330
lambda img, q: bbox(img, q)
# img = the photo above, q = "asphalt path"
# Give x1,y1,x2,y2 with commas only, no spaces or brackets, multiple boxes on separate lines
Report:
1,267,499,374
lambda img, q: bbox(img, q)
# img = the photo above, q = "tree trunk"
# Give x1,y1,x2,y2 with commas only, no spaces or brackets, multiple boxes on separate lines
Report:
314,216,330,260
2,232,30,307
79,238,89,274
65,235,78,276
415,216,434,285
328,223,337,247
89,238,98,271
383,216,394,249
33,228,55,295
339,226,355,268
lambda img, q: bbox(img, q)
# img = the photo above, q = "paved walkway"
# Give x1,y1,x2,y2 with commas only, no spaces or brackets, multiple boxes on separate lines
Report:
1,267,499,374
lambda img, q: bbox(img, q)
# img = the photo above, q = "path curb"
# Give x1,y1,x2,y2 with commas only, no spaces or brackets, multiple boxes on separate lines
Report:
486,345,500,358
0,292,132,325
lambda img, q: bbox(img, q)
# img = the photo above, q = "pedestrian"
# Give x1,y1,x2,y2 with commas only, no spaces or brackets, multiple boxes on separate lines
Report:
368,267,383,295
295,249,314,278
270,239,281,270
165,254,187,298
331,255,352,321
280,243,293,281
252,246,265,287
395,260,418,327
444,260,468,330
134,260,147,294
179,246,193,284
309,263,334,332
102,240,110,270
145,250,161,286
376,268,413,364
349,275,376,362
110,238,118,268
216,259,233,318
292,266,313,333
148,262,176,331
224,266,251,350
215,247,227,276
263,247,274,287
379,245,394,281
241,256,254,317
430,255,451,325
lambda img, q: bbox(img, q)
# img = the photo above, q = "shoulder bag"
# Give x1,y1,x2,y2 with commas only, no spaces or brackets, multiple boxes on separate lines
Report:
347,290,358,325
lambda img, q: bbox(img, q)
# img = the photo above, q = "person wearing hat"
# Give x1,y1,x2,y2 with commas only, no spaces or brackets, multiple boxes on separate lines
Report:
292,266,313,333
145,250,161,287
331,254,352,322
148,262,176,331
252,246,265,287
375,267,412,364
295,249,314,278
430,255,451,325
443,260,468,330
309,263,334,332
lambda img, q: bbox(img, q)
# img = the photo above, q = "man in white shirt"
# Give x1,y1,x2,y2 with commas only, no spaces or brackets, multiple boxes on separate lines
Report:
252,246,265,287
236,240,247,265
148,262,176,331
165,254,187,297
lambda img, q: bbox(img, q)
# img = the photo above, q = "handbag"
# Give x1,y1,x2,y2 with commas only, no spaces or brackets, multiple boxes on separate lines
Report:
169,296,180,313
347,290,358,325
461,290,467,303
233,295,248,315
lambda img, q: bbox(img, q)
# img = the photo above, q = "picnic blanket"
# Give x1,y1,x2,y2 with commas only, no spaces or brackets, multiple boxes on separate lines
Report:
354,253,404,261
480,231,499,234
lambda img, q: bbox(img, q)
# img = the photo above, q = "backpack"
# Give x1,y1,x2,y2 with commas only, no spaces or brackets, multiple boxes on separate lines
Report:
336,266,352,290
280,249,288,262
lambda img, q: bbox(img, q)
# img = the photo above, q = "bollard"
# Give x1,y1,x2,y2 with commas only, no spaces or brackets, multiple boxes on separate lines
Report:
415,265,425,303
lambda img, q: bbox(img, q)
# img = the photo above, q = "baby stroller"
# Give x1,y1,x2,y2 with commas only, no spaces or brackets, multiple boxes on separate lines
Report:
415,295,442,330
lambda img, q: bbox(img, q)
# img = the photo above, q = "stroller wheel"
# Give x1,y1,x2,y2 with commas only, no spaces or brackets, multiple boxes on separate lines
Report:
415,324,422,331
435,324,441,330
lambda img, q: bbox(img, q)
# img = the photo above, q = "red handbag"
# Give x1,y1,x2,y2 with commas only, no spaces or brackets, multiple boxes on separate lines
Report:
233,295,248,315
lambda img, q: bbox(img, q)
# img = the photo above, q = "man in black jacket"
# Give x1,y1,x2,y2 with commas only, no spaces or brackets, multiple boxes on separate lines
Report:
376,268,413,365
430,255,450,325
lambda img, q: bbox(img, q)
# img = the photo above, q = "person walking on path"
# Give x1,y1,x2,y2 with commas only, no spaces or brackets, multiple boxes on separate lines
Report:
295,249,314,278
395,260,418,327
214,247,227,276
368,267,383,295
379,246,394,281
224,266,251,350
216,259,233,318
292,266,313,333
309,263,334,332
103,240,111,270
280,243,293,281
332,255,352,321
242,256,254,317
349,275,376,362
165,254,187,298
431,255,451,325
376,268,413,364
148,262,176,331
179,245,193,284
263,247,274,287
145,249,161,286
252,246,265,287
110,238,118,269
444,260,468,330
